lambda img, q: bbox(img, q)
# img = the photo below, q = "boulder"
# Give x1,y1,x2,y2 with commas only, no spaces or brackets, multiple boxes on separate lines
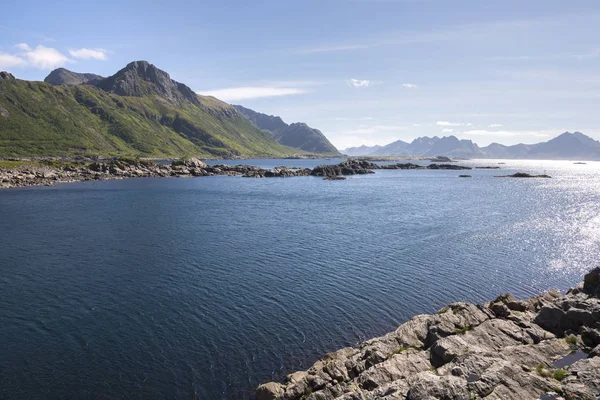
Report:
256,382,284,400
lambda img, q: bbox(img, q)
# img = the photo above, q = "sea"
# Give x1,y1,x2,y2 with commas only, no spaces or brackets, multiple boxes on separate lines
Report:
1,158,599,399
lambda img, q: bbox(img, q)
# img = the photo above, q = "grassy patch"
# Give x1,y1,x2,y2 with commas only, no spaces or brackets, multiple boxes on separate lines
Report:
536,364,552,378
0,160,39,169
536,364,568,381
438,306,450,314
456,325,474,335
387,345,416,360
565,335,577,346
553,369,567,381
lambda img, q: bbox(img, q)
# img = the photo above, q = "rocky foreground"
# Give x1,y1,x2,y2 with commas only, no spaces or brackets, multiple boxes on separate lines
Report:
256,268,600,400
0,159,472,188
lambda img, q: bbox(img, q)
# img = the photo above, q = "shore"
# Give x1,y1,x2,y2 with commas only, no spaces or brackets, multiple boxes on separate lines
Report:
257,268,600,400
0,158,473,189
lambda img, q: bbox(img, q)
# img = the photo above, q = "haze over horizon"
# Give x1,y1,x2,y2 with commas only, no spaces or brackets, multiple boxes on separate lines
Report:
2,0,600,149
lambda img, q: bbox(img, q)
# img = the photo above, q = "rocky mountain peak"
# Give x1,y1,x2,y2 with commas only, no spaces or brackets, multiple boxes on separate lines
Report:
95,61,199,105
0,71,15,81
44,68,104,86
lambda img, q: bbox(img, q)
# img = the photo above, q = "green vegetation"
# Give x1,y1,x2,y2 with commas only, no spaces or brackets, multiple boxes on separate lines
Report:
387,345,415,359
553,369,567,381
536,364,567,381
0,75,301,158
0,160,38,169
456,325,474,335
565,334,577,346
536,364,552,378
437,306,450,314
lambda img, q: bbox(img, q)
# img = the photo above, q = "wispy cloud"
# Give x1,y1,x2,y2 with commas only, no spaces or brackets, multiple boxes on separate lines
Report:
402,83,418,88
295,13,588,55
68,48,108,60
488,124,503,128
197,86,308,101
14,43,31,51
437,121,468,126
346,79,371,88
1,43,109,71
442,128,454,133
463,129,551,138
0,53,26,69
340,125,408,135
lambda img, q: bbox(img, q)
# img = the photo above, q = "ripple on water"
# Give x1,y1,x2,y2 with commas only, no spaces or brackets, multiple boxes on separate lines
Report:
1,159,600,398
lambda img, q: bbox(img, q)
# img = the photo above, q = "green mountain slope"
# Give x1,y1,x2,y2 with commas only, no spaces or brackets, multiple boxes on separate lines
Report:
0,62,301,158
233,105,340,155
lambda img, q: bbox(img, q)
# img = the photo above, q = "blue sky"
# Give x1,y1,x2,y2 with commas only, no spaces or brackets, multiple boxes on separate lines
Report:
2,0,600,149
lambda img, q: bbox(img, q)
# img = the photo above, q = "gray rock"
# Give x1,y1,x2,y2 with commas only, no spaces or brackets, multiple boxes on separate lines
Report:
255,268,600,400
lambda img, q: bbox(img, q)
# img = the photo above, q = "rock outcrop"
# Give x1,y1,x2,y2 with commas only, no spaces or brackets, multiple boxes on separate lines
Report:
256,268,600,400
495,173,552,178
1,158,476,188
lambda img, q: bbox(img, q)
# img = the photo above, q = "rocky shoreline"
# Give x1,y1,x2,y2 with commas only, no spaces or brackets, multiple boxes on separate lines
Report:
0,159,472,189
256,268,600,400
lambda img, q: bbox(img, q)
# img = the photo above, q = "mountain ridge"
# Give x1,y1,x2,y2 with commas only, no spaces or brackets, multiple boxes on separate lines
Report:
344,132,600,160
233,105,340,155
0,62,303,158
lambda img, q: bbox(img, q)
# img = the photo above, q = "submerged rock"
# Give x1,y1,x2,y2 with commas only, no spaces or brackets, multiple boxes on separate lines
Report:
256,268,600,400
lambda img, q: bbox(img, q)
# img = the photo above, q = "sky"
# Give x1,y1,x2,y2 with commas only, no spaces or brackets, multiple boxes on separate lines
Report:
2,0,600,150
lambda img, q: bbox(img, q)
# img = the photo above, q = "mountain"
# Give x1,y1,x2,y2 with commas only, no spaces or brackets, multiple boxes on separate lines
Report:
343,144,383,156
343,132,600,160
368,140,410,156
0,62,302,158
426,136,480,158
523,132,600,159
44,68,104,86
234,105,340,155
357,136,482,158
480,132,600,160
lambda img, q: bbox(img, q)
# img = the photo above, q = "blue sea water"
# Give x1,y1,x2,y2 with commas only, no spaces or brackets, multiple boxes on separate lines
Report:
1,159,599,399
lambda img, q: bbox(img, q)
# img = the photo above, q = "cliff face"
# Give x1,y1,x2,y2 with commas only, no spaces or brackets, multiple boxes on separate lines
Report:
257,268,600,400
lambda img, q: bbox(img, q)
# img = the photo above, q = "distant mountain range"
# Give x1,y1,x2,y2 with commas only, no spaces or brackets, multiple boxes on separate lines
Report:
0,61,337,158
343,132,600,160
233,105,340,155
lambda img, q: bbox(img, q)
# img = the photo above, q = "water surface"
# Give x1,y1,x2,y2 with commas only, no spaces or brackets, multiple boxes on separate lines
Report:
1,159,599,399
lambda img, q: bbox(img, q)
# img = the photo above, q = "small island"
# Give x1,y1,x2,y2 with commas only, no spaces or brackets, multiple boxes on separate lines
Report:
495,172,552,178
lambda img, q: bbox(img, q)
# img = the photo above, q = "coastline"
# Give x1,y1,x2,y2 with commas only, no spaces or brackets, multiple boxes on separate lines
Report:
256,268,600,400
0,158,473,189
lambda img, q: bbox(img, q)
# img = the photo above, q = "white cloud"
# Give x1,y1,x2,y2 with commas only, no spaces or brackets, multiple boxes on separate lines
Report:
0,53,26,70
412,123,421,127
68,48,108,60
197,86,308,101
23,45,71,69
436,121,467,126
442,128,454,133
488,124,503,128
15,43,31,51
346,79,370,88
402,83,418,88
